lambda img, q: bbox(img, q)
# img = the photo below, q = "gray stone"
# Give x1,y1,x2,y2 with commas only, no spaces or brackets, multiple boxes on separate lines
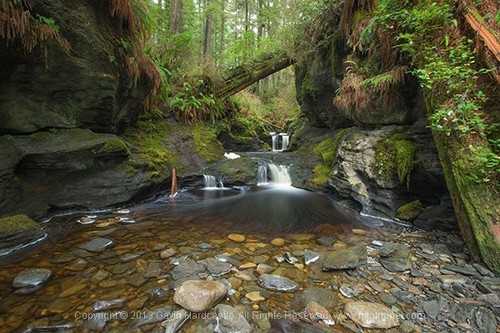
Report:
200,258,232,277
422,300,441,319
79,238,113,253
292,287,337,310
215,304,252,333
132,307,173,328
84,312,108,332
322,245,367,271
304,250,320,265
258,274,298,292
317,237,336,246
162,309,190,333
441,264,478,276
92,299,125,312
170,260,206,281
380,245,411,272
13,268,52,289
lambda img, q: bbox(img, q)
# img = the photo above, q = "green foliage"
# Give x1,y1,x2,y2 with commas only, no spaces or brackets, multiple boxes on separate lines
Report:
0,215,39,235
463,146,500,185
311,129,350,187
311,164,331,187
373,133,416,188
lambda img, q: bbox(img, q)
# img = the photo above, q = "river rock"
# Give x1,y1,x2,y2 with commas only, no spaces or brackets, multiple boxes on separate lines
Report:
345,301,399,329
228,234,246,242
246,291,265,302
317,236,336,246
162,309,189,333
173,280,227,312
200,258,232,277
13,268,52,289
170,260,206,281
215,304,252,333
132,307,173,328
92,299,126,312
322,245,367,271
271,238,285,246
304,250,320,265
292,287,337,310
441,264,478,276
79,238,113,253
84,312,108,331
258,274,298,292
160,248,177,259
256,263,274,275
380,244,411,272
269,319,326,333
304,301,335,326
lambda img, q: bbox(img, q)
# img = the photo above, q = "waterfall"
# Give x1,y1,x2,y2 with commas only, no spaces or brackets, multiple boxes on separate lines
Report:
267,163,292,186
203,175,218,189
271,132,279,152
257,164,269,186
280,133,289,151
271,132,290,152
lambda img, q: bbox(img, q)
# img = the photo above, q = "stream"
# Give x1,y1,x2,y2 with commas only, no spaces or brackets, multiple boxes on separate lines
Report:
0,156,498,333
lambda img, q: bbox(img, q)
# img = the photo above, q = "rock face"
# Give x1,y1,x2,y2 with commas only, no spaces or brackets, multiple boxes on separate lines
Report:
344,301,399,329
173,280,227,312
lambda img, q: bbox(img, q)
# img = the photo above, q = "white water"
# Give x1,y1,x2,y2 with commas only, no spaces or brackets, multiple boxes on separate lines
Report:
267,163,292,186
271,132,290,152
203,175,218,189
257,164,269,186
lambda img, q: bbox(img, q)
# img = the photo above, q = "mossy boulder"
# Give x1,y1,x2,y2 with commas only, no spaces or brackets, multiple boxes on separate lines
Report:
0,215,40,236
193,125,224,163
206,157,259,185
396,200,424,221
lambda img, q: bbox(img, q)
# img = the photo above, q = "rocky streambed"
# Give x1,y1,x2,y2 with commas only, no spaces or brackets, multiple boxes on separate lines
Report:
0,203,498,333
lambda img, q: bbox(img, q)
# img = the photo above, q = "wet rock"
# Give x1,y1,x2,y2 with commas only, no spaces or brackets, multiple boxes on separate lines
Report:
91,270,109,283
472,263,495,277
269,319,325,333
215,304,252,333
258,274,298,292
144,261,163,278
132,307,173,328
441,264,478,276
228,234,246,243
120,252,143,262
50,253,76,264
304,250,320,265
12,268,52,290
379,244,411,272
198,242,213,250
84,312,108,331
173,280,227,312
256,264,274,275
160,248,177,259
245,291,265,302
439,275,467,285
317,236,336,246
170,260,206,281
322,245,367,271
293,287,337,310
380,293,397,306
162,309,189,333
345,301,399,329
421,299,441,319
200,258,232,277
304,301,335,326
340,285,359,298
60,278,87,297
79,238,113,253
150,287,169,301
92,299,126,312
239,262,257,269
283,252,299,264
271,238,285,246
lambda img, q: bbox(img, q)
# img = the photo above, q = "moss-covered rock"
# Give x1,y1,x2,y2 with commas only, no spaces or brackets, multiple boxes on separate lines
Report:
373,133,416,188
0,215,40,236
311,164,331,187
206,157,259,185
192,125,224,163
396,200,424,221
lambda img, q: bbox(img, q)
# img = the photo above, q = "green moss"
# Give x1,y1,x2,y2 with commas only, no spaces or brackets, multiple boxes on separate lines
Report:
192,125,224,163
95,138,130,155
373,133,416,188
396,200,424,221
125,120,179,178
311,164,331,187
0,215,40,235
311,129,351,187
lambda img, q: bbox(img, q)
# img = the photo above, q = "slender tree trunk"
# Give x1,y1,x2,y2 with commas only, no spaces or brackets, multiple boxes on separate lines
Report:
170,0,183,34
203,0,214,63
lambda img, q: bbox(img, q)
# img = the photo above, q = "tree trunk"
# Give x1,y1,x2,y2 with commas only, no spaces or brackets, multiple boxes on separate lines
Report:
203,0,213,63
170,0,183,34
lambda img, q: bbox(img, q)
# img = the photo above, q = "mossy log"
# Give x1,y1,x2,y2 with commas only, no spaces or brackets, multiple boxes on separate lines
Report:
216,51,296,98
431,131,500,273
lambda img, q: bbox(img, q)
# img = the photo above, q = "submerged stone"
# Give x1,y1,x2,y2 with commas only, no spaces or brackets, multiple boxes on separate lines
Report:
322,245,367,271
345,301,399,329
162,309,190,333
92,299,126,312
215,304,252,333
304,249,320,265
13,268,52,289
380,244,411,272
258,274,298,292
78,238,113,253
173,280,227,312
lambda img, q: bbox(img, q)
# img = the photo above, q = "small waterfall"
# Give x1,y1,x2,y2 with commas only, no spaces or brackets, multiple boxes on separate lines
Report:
271,132,279,152
271,132,290,152
280,133,290,151
203,175,218,189
257,164,269,186
267,163,292,186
